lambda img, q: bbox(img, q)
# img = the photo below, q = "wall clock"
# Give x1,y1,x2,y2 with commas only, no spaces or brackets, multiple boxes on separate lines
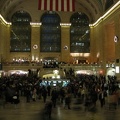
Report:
33,44,38,49
114,36,119,42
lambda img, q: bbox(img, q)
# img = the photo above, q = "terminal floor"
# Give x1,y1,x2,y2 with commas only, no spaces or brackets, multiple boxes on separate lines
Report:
0,96,120,120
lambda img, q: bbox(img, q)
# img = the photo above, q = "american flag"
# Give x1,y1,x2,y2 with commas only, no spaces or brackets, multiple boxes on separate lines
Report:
38,0,75,12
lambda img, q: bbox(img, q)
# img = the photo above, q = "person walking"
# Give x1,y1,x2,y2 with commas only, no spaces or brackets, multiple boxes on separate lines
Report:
99,90,106,108
32,87,37,101
41,86,48,103
44,100,53,119
26,87,31,102
59,87,65,103
51,87,58,108
64,93,71,109
12,91,20,108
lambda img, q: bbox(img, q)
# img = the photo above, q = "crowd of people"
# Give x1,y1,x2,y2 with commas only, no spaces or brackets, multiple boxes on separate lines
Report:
0,73,120,118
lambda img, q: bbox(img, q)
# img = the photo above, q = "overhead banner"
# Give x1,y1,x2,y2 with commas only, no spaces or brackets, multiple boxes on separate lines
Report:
38,0,75,12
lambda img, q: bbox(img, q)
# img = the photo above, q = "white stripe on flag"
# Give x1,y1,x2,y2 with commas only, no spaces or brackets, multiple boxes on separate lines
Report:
47,0,50,10
58,0,61,11
64,0,67,11
41,0,44,10
53,0,56,11
70,0,73,11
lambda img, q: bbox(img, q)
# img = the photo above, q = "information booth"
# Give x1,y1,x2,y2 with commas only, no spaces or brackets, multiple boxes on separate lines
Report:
40,79,70,87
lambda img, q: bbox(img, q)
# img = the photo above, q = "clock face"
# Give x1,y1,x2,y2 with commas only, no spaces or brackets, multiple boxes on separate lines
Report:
33,44,38,49
114,36,118,42
64,46,68,50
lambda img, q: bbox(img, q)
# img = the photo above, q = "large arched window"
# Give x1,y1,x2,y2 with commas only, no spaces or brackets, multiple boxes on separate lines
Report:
70,12,90,53
10,11,31,52
40,11,61,52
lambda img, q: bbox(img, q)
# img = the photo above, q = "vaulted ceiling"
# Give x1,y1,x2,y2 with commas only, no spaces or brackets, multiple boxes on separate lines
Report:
0,0,118,23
